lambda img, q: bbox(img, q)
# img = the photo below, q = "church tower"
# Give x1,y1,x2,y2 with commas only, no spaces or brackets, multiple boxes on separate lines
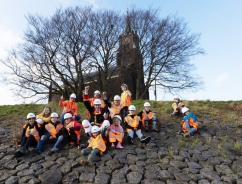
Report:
116,11,147,100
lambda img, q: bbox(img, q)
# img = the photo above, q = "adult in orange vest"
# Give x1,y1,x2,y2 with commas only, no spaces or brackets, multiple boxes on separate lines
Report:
64,113,82,147
120,84,132,117
108,115,124,149
33,112,66,153
79,125,108,167
138,102,158,132
181,107,199,137
83,86,110,127
59,93,81,125
124,105,151,145
171,97,185,117
15,113,41,156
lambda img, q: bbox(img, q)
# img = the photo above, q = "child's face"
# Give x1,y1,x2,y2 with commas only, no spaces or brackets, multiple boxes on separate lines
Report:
51,117,58,123
65,118,71,123
28,118,35,125
44,108,50,115
92,131,99,137
174,98,179,102
144,106,150,111
121,86,126,91
114,100,120,106
129,110,135,115
113,118,120,125
94,104,101,111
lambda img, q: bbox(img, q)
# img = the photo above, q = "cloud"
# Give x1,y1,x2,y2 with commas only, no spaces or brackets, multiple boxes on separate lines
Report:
216,73,229,85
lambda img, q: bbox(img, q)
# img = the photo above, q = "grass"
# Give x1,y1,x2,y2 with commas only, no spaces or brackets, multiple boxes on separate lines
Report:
1,100,242,145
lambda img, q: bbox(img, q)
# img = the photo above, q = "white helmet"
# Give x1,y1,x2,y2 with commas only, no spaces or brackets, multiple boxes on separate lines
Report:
113,115,122,121
82,119,92,133
27,113,36,119
128,105,136,111
36,119,44,125
94,99,102,105
121,84,128,89
94,90,100,95
144,102,151,107
70,93,76,98
50,112,59,118
64,113,73,119
100,120,110,130
91,125,100,133
114,95,121,101
181,107,189,114
174,97,180,100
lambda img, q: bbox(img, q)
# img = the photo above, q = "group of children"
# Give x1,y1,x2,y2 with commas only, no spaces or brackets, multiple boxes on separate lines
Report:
15,84,199,167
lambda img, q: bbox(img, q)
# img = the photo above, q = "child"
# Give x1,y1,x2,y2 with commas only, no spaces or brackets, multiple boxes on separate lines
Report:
108,115,124,149
64,113,82,147
36,107,51,123
171,97,185,117
83,86,110,127
124,105,151,144
82,119,92,137
15,113,41,156
138,102,158,132
80,125,107,167
181,107,199,137
120,84,132,117
59,93,81,125
33,112,65,153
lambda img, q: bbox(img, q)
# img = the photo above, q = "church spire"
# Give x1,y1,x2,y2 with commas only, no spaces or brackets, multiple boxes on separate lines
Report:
125,8,132,35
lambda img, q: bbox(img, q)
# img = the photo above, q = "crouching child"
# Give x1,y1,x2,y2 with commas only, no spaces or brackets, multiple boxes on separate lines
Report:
181,107,199,137
79,125,107,167
109,115,124,149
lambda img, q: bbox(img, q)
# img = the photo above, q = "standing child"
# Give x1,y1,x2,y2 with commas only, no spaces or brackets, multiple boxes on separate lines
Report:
108,115,124,149
80,125,107,167
120,84,132,117
124,105,151,144
181,107,199,137
15,113,41,156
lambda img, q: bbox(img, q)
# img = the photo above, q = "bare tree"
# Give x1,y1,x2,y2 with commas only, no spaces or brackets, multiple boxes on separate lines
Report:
0,6,204,102
129,7,204,99
85,10,124,92
1,6,93,102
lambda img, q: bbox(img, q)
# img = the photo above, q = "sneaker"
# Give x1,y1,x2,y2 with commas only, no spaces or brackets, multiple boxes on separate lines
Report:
140,136,151,144
111,143,115,148
51,148,59,152
80,160,88,166
183,132,190,137
127,136,134,145
88,162,93,167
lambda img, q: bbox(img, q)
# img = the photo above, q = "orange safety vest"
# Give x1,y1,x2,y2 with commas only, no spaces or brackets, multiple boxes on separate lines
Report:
59,100,78,115
66,121,81,144
25,126,40,142
89,98,105,108
181,119,198,132
141,111,155,127
172,102,185,112
124,115,140,128
109,102,122,118
121,90,132,107
108,125,124,143
88,134,106,152
45,123,63,137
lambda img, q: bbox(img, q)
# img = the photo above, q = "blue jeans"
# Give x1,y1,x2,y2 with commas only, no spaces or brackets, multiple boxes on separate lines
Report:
81,148,100,163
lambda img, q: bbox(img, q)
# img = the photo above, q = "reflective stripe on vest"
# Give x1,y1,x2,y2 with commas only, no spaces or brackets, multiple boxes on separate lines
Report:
88,134,106,152
124,115,140,128
45,123,57,137
25,126,40,142
109,131,124,142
